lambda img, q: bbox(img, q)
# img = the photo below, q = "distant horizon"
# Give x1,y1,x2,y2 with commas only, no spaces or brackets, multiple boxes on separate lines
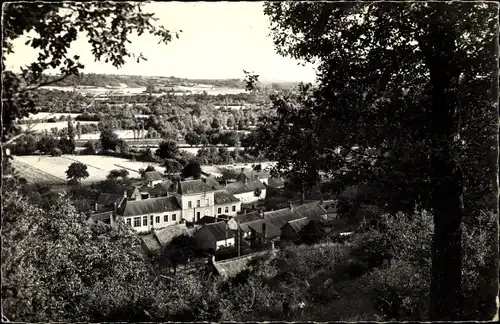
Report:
5,2,318,83
42,71,307,85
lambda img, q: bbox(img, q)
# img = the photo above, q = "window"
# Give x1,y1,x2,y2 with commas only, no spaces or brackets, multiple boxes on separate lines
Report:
197,200,200,207
196,212,201,221
188,201,192,208
164,215,168,222
133,217,141,227
143,216,148,226
156,216,160,223
172,214,177,221
126,218,131,226
218,207,222,214
206,199,210,206
225,206,229,213
232,205,236,212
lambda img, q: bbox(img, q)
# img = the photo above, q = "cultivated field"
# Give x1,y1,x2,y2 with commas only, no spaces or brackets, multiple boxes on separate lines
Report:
13,155,163,184
20,121,98,132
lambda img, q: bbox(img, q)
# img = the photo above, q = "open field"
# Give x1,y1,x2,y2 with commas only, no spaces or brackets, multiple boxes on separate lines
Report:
41,85,246,96
13,155,163,184
20,121,98,132
12,154,276,185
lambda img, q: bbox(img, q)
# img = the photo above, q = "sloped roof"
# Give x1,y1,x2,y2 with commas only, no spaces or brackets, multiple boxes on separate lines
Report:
236,170,272,182
96,193,124,206
263,208,302,229
213,250,275,277
292,202,327,220
178,179,214,195
119,196,181,216
203,177,221,190
196,221,235,241
245,219,281,239
232,211,262,224
225,179,266,195
125,186,140,198
283,217,310,232
141,234,163,255
154,224,197,248
214,190,240,205
144,170,163,182
138,180,173,196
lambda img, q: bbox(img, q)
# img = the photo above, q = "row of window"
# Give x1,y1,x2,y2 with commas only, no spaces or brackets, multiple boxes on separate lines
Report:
126,213,177,228
187,199,210,209
217,205,237,215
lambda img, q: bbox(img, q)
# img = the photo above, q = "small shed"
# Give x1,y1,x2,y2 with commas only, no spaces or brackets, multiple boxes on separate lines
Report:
280,217,310,242
194,221,236,252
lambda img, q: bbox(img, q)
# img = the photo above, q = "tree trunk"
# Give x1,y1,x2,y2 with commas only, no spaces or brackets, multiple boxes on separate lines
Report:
426,13,463,320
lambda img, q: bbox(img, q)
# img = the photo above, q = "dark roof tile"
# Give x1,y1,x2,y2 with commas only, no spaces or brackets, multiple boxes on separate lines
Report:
225,179,266,195
214,190,240,205
119,196,181,216
196,221,235,241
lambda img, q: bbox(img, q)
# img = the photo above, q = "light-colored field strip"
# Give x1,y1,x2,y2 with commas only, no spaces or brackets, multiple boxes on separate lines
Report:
11,158,66,185
62,156,105,171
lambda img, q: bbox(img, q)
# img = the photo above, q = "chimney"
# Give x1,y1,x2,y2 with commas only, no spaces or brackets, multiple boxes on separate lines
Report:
94,203,98,212
245,177,248,185
259,209,264,218
123,190,127,198
289,201,293,211
244,208,247,214
114,202,117,212
262,222,267,239
241,167,245,174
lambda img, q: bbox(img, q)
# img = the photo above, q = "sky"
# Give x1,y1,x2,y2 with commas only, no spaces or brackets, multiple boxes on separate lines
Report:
4,1,317,83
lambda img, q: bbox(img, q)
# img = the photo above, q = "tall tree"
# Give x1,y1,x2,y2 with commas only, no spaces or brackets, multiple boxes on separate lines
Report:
66,161,89,183
263,1,498,320
156,140,179,160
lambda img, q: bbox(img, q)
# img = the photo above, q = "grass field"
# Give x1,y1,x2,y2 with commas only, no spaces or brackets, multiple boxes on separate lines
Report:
12,154,276,186
13,155,162,184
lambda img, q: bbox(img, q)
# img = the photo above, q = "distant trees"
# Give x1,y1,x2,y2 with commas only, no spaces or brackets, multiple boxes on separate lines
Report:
156,140,179,160
37,134,59,155
107,169,129,180
66,162,89,184
185,131,201,146
164,158,183,175
181,160,202,179
100,128,119,151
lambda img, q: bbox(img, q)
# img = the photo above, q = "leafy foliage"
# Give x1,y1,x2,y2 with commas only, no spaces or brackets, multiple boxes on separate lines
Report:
65,161,89,183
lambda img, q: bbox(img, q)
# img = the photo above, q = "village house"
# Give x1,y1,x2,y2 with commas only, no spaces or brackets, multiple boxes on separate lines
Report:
177,179,217,223
94,193,125,213
214,190,242,216
194,221,236,252
115,195,182,233
280,217,311,242
235,168,271,185
143,170,164,187
227,210,263,238
267,176,285,189
225,178,266,203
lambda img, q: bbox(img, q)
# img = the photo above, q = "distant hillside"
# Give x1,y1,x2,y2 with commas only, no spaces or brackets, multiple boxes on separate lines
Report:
45,73,247,89
43,73,300,90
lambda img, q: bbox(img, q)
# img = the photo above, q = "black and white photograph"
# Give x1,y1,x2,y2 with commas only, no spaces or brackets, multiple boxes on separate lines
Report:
1,1,499,322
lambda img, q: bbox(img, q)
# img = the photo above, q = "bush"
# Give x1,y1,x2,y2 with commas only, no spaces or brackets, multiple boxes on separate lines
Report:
51,147,62,156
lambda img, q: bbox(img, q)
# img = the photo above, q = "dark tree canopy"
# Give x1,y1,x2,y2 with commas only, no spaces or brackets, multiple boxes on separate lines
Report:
262,1,498,320
182,160,202,180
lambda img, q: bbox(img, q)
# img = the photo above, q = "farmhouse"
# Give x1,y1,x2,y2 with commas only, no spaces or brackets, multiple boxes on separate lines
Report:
115,195,182,233
94,193,124,213
214,190,242,216
225,178,266,203
177,179,217,223
280,217,310,242
235,168,271,185
143,170,164,187
194,221,235,252
227,211,263,238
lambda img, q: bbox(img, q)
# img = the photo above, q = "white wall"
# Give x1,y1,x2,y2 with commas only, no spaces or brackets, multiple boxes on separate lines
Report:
118,210,182,233
216,237,235,249
214,201,242,216
234,188,266,204
180,192,215,222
